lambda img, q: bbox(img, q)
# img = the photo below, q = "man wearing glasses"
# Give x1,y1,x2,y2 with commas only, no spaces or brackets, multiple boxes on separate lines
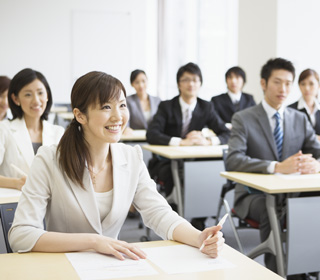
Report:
146,62,229,230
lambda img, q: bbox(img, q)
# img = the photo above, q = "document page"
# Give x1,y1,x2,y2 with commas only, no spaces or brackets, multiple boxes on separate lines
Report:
143,244,235,274
66,252,158,280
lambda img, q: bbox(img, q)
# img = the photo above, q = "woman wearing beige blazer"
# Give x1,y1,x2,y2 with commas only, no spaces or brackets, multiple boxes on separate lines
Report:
9,71,224,260
0,68,64,190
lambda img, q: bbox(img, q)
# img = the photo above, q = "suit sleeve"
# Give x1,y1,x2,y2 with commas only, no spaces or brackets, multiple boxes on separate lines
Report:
146,102,173,145
206,103,230,144
301,115,320,159
226,113,272,173
249,95,256,106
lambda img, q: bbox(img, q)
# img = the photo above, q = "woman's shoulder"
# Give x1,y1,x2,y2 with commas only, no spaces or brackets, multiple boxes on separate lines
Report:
111,143,143,161
36,144,59,161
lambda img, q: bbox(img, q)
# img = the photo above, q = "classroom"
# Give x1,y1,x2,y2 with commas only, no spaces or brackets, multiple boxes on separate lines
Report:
1,0,320,279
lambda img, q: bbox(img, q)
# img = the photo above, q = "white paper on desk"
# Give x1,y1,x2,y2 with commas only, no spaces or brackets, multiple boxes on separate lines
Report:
143,244,235,274
0,188,21,197
65,252,158,280
275,173,320,180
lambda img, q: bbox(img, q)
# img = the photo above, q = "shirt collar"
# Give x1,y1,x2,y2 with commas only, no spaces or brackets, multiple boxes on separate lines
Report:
179,96,197,112
297,97,320,112
227,91,242,103
262,99,285,120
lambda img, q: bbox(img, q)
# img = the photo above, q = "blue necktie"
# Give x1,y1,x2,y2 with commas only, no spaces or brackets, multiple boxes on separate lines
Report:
273,112,283,161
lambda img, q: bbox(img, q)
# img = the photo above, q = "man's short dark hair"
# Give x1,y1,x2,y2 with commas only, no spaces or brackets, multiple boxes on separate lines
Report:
260,58,295,83
225,66,246,83
176,62,203,85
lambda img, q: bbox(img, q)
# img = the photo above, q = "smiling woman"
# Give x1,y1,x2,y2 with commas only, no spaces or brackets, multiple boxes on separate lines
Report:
9,71,224,260
0,68,65,190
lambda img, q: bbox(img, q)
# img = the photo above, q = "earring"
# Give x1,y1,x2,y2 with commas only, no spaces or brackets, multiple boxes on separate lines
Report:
17,103,20,106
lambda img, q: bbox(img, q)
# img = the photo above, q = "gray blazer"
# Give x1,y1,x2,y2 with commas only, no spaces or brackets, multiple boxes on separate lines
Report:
9,144,186,253
226,103,320,218
126,94,161,129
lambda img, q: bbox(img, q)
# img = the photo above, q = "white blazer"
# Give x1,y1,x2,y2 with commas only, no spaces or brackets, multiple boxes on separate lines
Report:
0,118,64,178
9,144,186,252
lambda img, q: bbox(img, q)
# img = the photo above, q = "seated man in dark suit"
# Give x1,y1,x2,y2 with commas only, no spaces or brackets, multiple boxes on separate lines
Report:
146,62,230,230
211,66,256,127
226,58,320,278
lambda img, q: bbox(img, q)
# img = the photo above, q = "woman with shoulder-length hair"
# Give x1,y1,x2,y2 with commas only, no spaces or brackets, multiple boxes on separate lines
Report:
289,69,320,140
0,68,64,190
123,69,161,135
9,71,224,259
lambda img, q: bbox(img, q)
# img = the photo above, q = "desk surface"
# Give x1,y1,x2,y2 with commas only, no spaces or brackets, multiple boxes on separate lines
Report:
221,171,320,194
0,240,283,280
0,188,20,204
121,130,146,142
50,106,69,113
142,145,227,159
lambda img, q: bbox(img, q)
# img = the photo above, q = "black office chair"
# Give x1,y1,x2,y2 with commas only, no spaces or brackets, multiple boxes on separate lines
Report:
216,148,260,254
0,203,18,253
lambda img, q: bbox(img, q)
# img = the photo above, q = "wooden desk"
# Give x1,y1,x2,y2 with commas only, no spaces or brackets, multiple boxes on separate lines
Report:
58,112,74,121
143,145,228,217
0,188,20,205
0,188,20,253
50,106,69,113
220,171,320,277
0,240,283,280
121,130,146,142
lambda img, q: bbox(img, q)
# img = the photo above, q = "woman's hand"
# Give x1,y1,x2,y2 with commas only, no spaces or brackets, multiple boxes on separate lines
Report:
16,176,27,190
198,225,224,258
94,235,147,260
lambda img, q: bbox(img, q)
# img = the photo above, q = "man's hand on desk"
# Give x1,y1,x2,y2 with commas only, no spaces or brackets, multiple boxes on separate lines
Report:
275,151,320,174
180,131,211,146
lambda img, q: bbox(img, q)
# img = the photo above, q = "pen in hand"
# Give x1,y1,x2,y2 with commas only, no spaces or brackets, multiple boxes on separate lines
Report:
199,213,228,251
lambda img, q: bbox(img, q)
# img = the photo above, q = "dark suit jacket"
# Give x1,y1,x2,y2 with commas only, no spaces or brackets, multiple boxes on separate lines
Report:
146,96,230,145
226,103,320,218
211,92,256,123
126,94,161,129
288,101,320,135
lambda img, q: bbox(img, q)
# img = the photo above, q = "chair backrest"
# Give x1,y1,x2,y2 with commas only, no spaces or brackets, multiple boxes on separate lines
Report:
0,203,18,253
286,196,320,275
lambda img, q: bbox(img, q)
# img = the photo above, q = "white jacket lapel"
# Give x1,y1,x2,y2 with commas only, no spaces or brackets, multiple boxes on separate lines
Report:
101,144,129,231
42,121,55,146
10,118,34,168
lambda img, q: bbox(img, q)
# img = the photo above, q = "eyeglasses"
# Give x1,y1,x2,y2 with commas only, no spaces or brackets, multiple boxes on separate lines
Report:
179,78,201,84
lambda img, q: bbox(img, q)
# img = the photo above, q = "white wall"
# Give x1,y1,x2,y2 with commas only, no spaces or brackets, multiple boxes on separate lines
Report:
238,0,277,103
277,0,320,105
238,0,320,105
158,0,239,101
0,0,157,103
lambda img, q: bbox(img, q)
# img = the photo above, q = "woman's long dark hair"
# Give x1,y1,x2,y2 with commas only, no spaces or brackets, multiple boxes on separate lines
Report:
57,71,126,189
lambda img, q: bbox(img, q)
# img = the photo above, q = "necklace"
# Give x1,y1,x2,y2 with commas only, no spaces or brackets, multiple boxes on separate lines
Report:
89,164,107,187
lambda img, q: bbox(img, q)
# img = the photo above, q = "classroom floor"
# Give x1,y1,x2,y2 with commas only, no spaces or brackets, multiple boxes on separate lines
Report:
119,213,264,267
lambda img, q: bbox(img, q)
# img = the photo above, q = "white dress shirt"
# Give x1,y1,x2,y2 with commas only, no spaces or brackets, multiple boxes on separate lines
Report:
297,97,320,127
227,91,242,104
169,97,220,146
